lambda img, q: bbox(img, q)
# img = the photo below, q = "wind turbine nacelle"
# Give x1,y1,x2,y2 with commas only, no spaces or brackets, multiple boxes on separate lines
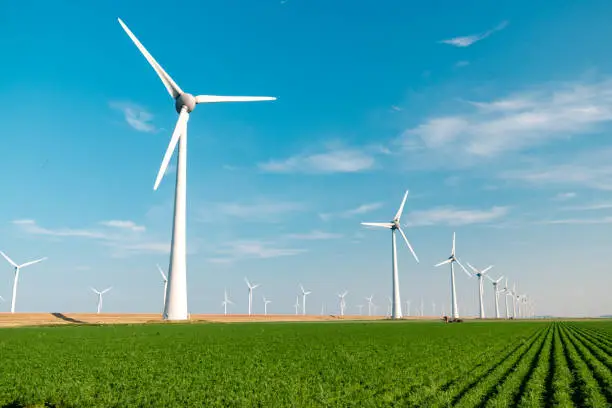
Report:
175,93,196,113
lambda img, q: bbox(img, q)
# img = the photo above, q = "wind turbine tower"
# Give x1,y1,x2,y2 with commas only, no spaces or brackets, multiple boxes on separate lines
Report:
91,287,112,314
299,284,311,315
338,291,348,316
245,278,260,316
157,264,168,312
117,18,276,321
263,296,272,315
0,251,47,313
361,190,419,319
467,263,494,319
366,295,374,316
222,289,234,315
434,232,471,320
487,275,505,319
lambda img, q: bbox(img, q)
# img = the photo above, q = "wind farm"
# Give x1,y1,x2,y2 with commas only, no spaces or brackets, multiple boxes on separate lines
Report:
1,5,611,408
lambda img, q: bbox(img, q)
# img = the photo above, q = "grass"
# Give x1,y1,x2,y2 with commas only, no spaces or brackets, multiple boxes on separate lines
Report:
0,320,610,407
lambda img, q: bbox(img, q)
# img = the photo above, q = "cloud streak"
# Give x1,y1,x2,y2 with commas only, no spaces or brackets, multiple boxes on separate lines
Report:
109,101,157,133
259,147,375,174
439,21,508,47
404,206,509,227
210,240,307,263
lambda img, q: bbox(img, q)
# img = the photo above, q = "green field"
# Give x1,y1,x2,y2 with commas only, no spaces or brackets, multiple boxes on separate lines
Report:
0,320,610,407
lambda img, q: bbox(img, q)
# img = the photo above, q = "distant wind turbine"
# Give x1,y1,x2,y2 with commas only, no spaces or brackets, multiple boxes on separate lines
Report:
0,251,47,313
338,291,348,316
299,284,311,315
117,18,276,321
157,264,168,312
263,296,272,315
467,263,494,319
366,295,374,316
294,296,300,315
434,232,471,320
222,289,234,315
245,277,260,316
361,190,419,319
91,287,112,314
487,275,505,319
501,278,511,318
405,299,411,316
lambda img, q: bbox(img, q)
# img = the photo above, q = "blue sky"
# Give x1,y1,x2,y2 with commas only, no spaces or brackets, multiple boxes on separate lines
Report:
1,0,612,317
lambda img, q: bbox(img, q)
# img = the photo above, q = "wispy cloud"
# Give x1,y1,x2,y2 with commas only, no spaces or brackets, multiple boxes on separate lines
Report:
553,192,577,201
391,105,403,112
109,101,157,133
283,230,343,240
561,203,612,211
404,206,509,227
399,78,612,160
11,219,169,256
540,216,612,225
209,240,307,263
259,146,375,174
455,60,470,68
319,202,383,221
439,21,508,47
197,200,306,223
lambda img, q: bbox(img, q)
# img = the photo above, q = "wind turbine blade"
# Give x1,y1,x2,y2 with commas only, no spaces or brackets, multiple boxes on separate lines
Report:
252,284,260,289
244,277,250,287
102,287,113,294
466,262,478,273
0,251,18,268
486,274,495,283
19,257,47,268
496,276,505,284
434,259,452,267
452,232,456,255
361,222,393,228
156,264,167,281
397,227,419,263
0,295,4,302
117,18,183,98
481,265,494,275
394,190,409,221
456,259,472,277
195,95,276,104
90,287,100,294
299,283,305,293
153,110,189,190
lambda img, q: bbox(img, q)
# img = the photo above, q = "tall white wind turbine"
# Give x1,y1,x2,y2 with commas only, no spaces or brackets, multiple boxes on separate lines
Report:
467,263,494,319
245,277,260,316
487,275,505,319
361,190,419,319
512,283,518,318
0,251,47,313
434,232,471,320
263,296,272,315
91,287,112,314
299,284,311,315
222,289,234,315
405,299,411,317
157,264,168,311
294,296,300,315
501,278,511,318
338,291,348,316
118,18,276,321
366,295,374,316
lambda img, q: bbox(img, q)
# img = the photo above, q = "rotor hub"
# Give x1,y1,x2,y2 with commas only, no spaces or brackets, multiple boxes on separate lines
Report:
175,92,196,113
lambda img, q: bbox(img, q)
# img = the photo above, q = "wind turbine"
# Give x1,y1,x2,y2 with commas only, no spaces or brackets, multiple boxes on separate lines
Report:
356,304,364,315
501,278,511,318
405,299,411,316
0,251,47,313
434,232,471,320
366,295,374,316
221,289,234,315
156,264,168,311
263,296,272,315
294,296,300,315
512,283,518,318
245,277,260,316
338,291,348,316
117,18,276,321
386,296,392,317
487,275,505,319
91,287,112,314
361,190,419,319
299,284,311,315
467,263,494,319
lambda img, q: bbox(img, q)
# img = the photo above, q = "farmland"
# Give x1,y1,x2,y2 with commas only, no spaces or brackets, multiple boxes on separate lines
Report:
0,320,610,407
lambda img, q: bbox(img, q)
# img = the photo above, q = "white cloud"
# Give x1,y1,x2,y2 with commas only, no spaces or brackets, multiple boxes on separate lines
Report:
12,219,169,256
400,78,612,159
259,148,375,174
99,220,146,232
319,202,383,221
553,192,577,201
211,240,307,262
391,105,403,111
541,217,612,225
561,203,612,211
198,200,305,223
283,230,343,240
109,101,157,133
404,206,509,227
439,21,508,47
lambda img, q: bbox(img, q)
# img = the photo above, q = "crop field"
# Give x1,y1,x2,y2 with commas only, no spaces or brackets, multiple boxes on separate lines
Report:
0,320,610,407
